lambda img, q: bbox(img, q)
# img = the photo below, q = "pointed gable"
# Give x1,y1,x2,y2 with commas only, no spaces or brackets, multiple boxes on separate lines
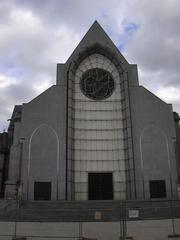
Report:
56,21,131,85
66,21,129,71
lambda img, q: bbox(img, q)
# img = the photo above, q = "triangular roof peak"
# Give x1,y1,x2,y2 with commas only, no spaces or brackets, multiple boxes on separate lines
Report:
82,20,116,45
87,20,106,35
90,20,101,27
66,21,129,69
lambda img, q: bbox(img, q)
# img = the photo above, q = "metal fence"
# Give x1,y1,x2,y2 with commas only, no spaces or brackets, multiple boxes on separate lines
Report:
0,200,180,240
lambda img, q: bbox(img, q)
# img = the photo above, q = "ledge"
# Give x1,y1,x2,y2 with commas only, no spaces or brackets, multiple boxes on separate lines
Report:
168,234,180,238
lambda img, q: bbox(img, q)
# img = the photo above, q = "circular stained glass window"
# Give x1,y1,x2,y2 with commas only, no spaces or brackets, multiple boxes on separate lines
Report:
80,68,115,100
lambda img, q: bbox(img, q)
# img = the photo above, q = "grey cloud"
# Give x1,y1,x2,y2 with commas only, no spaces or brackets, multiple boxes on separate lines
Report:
124,1,180,74
4,83,36,102
13,0,110,30
0,82,36,131
122,0,180,115
0,0,14,25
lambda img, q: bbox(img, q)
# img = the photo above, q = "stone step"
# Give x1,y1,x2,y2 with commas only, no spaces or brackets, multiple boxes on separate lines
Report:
0,200,180,222
20,200,123,210
20,199,180,208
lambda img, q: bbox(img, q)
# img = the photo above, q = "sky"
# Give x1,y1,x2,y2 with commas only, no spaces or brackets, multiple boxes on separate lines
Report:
0,0,180,131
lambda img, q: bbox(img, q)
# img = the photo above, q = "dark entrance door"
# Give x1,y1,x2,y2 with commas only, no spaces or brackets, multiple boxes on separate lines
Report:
88,173,113,200
34,182,51,200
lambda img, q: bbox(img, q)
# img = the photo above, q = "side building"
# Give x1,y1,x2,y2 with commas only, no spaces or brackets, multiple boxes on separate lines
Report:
0,106,22,198
2,21,180,201
0,132,9,197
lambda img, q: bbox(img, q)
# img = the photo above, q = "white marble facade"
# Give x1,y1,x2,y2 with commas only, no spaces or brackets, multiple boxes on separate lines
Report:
73,54,126,200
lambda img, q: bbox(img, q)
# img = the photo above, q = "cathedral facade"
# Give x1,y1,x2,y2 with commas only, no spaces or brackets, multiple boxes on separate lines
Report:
3,22,179,201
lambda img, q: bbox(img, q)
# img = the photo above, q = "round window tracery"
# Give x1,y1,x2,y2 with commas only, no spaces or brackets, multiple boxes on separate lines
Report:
80,68,115,100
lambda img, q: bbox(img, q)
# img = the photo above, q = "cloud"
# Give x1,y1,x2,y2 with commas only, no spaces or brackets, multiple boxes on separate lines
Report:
156,87,180,114
0,0,180,131
122,0,180,113
0,73,18,88
123,1,180,79
157,87,180,104
0,73,36,131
